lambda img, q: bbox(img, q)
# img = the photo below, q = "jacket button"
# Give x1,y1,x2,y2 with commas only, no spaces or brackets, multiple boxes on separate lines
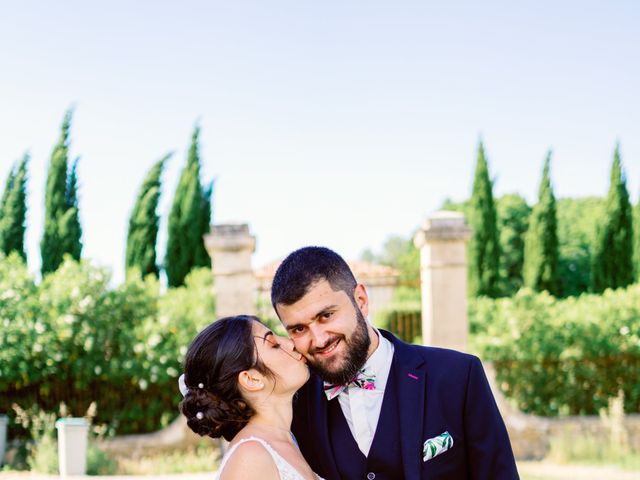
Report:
367,473,376,480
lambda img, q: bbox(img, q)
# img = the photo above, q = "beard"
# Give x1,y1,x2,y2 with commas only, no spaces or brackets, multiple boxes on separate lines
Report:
308,307,371,385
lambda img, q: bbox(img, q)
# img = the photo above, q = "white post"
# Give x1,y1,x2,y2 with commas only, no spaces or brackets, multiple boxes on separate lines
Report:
414,211,471,352
0,415,7,466
55,418,89,476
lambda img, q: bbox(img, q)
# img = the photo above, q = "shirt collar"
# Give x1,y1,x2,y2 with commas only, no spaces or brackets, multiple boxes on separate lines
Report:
362,327,394,378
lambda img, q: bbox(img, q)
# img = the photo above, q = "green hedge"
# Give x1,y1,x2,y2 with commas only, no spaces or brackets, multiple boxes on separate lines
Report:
0,253,215,435
469,286,640,416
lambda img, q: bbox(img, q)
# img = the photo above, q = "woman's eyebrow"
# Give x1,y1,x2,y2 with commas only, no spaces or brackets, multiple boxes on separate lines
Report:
262,331,274,343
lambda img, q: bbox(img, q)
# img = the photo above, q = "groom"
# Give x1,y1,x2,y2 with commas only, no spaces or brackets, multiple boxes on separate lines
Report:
271,246,519,479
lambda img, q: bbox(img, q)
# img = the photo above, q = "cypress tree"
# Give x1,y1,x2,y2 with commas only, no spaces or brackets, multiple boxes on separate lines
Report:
125,154,170,278
41,111,72,274
523,152,560,295
634,196,640,282
59,158,82,262
496,194,531,296
194,180,213,269
467,141,500,297
592,145,633,292
166,126,209,287
0,154,29,260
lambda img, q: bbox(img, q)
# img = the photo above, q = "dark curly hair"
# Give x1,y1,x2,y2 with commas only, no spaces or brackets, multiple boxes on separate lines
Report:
178,315,275,441
271,246,357,308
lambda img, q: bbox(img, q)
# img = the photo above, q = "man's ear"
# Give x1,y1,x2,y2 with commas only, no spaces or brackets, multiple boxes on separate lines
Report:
237,370,265,392
353,283,369,318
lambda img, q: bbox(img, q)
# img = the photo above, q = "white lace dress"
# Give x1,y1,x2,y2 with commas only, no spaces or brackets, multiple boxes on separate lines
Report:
217,436,324,480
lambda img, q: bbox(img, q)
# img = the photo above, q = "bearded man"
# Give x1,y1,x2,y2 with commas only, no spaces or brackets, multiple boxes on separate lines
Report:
271,246,519,480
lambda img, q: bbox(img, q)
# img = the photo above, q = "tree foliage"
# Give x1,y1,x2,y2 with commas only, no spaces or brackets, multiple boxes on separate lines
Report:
556,197,606,296
125,154,170,279
523,152,559,295
40,110,82,275
467,141,500,297
496,194,531,296
0,254,215,434
635,197,640,282
0,153,29,260
165,126,212,287
592,145,634,292
470,286,640,416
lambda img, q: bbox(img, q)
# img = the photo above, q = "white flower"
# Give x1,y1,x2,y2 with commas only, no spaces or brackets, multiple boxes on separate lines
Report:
94,366,102,375
166,367,178,377
148,334,162,348
33,343,43,353
0,289,15,300
34,322,45,334
139,379,148,390
78,296,92,311
620,326,630,336
63,314,75,325
159,315,169,326
134,343,144,354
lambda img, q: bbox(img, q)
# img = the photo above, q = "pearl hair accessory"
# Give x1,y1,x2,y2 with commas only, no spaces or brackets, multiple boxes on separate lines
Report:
196,412,204,420
198,383,204,389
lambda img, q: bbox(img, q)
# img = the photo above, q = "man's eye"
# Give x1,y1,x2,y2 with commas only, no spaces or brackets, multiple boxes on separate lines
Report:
322,312,333,319
292,326,305,334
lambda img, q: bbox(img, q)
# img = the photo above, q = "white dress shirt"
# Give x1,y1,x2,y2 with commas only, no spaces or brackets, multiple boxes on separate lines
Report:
337,328,394,456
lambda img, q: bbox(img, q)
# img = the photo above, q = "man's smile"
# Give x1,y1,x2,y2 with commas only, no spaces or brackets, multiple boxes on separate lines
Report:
314,338,341,357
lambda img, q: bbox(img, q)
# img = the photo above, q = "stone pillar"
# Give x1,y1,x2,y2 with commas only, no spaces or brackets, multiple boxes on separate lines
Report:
55,418,90,476
413,211,471,352
204,224,257,318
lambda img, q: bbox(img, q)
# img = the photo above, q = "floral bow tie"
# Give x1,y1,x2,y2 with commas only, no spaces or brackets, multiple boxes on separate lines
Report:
323,368,376,401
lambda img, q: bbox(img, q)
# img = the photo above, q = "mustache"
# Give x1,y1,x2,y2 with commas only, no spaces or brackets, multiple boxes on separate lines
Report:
309,336,342,355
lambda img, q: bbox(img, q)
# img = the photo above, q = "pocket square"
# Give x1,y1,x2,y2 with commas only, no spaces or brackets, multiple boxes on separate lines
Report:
423,431,454,462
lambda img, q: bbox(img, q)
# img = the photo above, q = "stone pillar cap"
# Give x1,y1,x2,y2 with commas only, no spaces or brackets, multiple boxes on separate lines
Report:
205,223,256,252
414,210,471,246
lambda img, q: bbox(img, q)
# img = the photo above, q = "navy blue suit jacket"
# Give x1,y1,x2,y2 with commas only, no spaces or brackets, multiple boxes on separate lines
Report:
291,330,519,479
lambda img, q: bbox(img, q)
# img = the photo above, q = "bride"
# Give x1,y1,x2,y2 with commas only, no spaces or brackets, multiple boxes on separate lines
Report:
179,314,322,480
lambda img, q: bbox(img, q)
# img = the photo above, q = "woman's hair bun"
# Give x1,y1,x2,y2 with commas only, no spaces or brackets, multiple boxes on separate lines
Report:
179,387,254,440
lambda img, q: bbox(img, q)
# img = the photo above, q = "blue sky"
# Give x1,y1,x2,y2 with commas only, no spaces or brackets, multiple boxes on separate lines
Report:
1,1,638,283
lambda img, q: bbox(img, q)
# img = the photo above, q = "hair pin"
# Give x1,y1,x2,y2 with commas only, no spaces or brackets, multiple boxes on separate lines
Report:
198,383,204,389
196,411,204,420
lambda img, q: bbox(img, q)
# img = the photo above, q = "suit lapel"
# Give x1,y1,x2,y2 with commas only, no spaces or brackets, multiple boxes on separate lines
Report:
383,330,426,479
308,375,340,479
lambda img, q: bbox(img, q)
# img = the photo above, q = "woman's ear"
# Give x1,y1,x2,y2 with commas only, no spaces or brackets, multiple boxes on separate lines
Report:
237,370,265,392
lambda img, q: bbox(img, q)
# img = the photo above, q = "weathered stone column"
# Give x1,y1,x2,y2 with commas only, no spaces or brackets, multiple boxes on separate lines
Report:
413,211,471,352
204,224,257,318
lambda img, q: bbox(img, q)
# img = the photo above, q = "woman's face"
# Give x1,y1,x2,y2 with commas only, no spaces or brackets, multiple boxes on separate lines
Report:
251,321,309,393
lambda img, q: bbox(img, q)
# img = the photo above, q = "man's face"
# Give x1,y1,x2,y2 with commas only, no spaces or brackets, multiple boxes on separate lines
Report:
276,279,371,384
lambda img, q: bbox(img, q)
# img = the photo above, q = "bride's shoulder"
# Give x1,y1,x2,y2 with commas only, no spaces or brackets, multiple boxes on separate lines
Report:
219,437,279,480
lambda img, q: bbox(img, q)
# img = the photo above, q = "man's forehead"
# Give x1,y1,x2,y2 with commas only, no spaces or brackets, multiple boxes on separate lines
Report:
276,280,345,321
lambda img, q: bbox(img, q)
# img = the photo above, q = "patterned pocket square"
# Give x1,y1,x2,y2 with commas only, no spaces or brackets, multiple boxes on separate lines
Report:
423,431,454,462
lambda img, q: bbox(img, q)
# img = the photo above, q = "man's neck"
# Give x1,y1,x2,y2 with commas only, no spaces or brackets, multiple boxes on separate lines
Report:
366,324,380,360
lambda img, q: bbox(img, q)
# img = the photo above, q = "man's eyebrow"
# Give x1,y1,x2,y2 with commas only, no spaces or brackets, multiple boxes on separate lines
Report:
284,305,339,331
